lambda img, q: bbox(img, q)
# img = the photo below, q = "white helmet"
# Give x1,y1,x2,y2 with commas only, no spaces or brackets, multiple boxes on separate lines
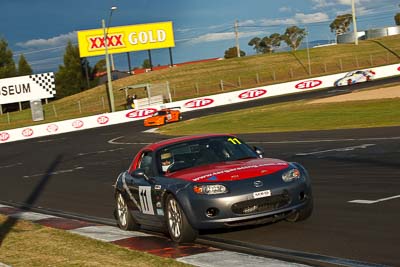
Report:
161,152,173,172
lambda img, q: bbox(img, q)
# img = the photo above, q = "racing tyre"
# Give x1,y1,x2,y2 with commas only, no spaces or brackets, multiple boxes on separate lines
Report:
286,197,313,222
165,194,198,243
116,192,140,230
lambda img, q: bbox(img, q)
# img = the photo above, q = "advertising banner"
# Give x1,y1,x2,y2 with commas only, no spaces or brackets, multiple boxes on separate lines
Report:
0,73,56,105
77,21,175,57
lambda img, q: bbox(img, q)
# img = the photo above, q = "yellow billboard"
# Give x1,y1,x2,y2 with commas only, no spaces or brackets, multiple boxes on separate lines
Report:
77,21,175,57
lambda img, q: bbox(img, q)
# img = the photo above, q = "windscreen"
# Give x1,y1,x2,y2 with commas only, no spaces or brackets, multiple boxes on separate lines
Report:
157,136,258,173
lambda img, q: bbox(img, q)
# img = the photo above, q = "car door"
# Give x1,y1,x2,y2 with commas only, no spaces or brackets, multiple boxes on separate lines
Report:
127,150,163,227
166,110,173,122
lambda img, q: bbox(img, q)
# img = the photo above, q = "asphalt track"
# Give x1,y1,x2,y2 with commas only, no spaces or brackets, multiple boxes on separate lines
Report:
0,78,399,266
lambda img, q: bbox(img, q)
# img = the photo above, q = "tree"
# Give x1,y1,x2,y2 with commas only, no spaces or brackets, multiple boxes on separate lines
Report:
55,40,88,98
142,59,152,68
0,38,17,79
260,33,282,54
17,54,32,76
330,14,353,35
269,33,282,52
259,36,273,53
281,26,306,51
224,47,246,59
248,37,263,53
93,59,106,74
395,13,400,25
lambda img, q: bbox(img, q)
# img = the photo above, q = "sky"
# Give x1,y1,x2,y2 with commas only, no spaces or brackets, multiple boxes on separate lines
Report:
1,0,399,74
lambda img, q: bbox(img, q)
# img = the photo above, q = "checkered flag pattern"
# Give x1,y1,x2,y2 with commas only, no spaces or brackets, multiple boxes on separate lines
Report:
29,72,56,95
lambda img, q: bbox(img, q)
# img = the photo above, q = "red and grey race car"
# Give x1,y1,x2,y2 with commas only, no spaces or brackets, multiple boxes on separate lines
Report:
113,134,313,243
334,69,376,86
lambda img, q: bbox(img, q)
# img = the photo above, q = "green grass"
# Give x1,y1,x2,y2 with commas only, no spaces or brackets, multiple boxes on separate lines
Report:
1,35,400,131
0,215,190,267
159,98,400,135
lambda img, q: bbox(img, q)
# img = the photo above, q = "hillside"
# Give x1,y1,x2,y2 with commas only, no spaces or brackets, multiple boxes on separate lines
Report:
1,35,400,131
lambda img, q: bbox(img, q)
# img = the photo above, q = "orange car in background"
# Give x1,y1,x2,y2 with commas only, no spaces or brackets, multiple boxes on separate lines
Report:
144,107,182,127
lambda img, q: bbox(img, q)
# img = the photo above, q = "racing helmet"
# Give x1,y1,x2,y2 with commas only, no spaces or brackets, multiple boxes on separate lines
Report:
161,151,174,172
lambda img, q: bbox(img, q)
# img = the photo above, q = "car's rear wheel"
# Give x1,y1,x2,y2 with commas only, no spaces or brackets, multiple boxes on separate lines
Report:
286,197,313,222
116,192,140,230
165,194,198,243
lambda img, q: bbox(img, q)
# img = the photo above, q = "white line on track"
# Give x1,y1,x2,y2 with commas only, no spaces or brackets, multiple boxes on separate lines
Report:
295,144,376,156
144,128,159,133
37,138,66,143
0,162,22,169
108,136,151,145
247,136,400,144
23,166,84,179
348,195,400,204
77,147,125,156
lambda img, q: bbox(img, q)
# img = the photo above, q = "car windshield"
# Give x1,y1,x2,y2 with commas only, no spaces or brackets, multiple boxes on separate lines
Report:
157,136,258,173
153,110,167,116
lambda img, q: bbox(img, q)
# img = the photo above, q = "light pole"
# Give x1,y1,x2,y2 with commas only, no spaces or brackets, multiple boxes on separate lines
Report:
305,27,311,75
351,0,358,45
103,6,117,112
234,20,240,58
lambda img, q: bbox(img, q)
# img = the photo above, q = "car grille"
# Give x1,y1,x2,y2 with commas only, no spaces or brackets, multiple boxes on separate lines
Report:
231,193,291,215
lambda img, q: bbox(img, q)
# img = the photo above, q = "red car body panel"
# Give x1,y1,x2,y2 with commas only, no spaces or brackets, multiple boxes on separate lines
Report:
164,158,289,182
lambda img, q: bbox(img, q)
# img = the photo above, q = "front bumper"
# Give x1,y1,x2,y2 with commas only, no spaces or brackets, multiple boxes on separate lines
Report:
179,177,312,229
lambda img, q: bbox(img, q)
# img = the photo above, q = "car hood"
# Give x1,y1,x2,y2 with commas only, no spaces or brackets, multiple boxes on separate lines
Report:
166,158,289,182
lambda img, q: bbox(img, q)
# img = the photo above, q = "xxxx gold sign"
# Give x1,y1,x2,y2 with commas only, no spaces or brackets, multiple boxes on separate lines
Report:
77,21,175,57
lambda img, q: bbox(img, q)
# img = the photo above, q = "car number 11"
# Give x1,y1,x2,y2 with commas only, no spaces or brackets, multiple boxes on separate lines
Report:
253,190,271,199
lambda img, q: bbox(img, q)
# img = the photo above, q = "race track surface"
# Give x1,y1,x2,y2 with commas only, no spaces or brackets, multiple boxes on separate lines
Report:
1,81,399,266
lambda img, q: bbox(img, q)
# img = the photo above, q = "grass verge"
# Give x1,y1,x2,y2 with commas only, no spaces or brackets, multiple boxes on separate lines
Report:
159,98,400,135
0,215,189,267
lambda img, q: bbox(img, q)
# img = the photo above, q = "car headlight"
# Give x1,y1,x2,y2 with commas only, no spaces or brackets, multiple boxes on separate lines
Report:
193,184,228,195
282,168,301,182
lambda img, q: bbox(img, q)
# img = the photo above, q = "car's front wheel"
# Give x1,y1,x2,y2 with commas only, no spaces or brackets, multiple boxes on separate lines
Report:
165,194,198,243
116,192,140,230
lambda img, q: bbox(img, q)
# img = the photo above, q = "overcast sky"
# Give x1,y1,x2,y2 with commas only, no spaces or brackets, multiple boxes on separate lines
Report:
1,0,399,73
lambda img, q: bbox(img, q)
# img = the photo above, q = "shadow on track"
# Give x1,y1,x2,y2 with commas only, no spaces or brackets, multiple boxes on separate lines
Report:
0,155,63,246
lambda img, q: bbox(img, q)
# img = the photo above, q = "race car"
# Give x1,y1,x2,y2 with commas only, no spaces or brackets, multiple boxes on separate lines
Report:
334,69,376,86
143,107,182,127
113,134,313,243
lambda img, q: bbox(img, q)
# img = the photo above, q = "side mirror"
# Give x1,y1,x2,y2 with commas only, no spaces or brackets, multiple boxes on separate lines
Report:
132,169,146,178
253,146,265,158
132,168,153,183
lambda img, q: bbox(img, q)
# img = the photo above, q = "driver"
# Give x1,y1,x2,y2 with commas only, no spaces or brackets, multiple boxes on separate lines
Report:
160,151,174,172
